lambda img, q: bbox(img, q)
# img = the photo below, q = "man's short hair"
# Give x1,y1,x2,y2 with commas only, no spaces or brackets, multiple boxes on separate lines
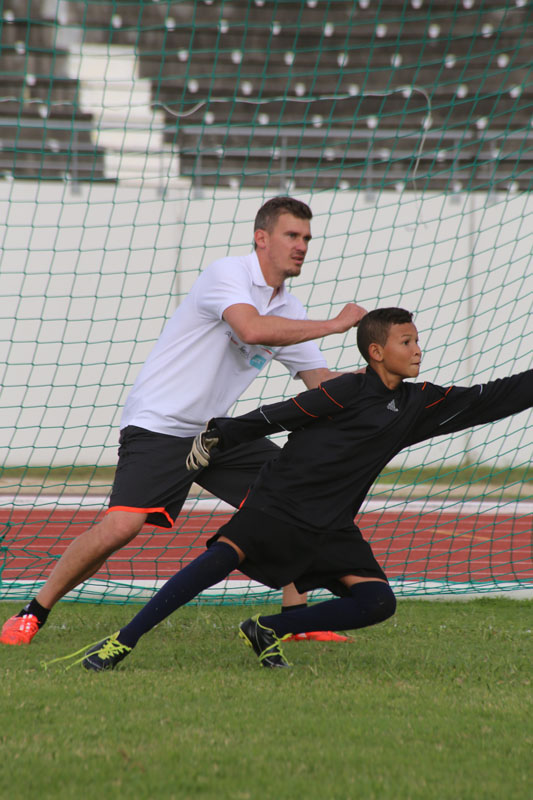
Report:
357,307,414,363
254,196,312,235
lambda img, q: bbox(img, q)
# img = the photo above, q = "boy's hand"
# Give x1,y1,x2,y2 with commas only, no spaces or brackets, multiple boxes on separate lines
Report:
186,425,220,471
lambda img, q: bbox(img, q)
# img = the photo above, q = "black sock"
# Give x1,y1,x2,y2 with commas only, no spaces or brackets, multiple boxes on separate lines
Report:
19,599,50,628
260,582,396,638
118,542,240,648
281,602,307,613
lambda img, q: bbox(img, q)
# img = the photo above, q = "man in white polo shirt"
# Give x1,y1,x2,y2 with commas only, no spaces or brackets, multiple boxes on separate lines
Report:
1,196,366,646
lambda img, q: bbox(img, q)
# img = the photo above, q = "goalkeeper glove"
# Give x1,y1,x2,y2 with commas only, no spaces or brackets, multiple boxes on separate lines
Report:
186,424,220,471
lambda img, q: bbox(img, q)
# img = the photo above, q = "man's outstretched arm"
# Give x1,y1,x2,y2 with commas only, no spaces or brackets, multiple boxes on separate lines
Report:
223,302,366,347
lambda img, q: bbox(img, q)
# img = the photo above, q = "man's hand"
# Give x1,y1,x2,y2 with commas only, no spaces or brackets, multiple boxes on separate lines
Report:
186,425,220,471
333,303,367,333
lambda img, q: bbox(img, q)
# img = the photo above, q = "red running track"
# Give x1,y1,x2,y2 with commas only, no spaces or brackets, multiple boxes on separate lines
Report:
1,506,531,585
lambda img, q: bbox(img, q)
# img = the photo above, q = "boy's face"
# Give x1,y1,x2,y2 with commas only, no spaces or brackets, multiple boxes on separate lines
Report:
378,322,422,380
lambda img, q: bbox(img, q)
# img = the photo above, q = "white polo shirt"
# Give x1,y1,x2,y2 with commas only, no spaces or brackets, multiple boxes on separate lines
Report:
120,251,327,437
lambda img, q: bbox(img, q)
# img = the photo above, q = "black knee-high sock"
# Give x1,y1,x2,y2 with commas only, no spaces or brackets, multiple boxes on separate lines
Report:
260,582,396,638
118,542,239,648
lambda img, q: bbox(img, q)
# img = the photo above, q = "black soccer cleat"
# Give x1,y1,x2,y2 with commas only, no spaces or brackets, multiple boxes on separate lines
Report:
239,614,291,668
82,632,132,672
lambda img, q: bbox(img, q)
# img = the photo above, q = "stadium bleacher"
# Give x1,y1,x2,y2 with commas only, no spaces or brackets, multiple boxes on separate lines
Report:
0,0,531,188
0,1,106,180
134,0,533,191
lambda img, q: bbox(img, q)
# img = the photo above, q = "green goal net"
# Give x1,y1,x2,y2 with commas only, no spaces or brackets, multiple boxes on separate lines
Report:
1,0,532,605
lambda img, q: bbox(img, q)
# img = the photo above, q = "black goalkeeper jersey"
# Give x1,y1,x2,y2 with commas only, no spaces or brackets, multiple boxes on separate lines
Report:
211,366,533,533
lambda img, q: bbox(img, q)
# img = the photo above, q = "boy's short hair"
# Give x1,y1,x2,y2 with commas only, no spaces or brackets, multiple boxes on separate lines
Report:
254,196,312,235
357,308,414,363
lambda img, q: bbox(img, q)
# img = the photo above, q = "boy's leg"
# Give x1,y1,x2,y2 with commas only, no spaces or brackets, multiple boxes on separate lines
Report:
279,583,352,642
247,577,396,640
198,439,329,627
83,539,241,670
118,540,242,648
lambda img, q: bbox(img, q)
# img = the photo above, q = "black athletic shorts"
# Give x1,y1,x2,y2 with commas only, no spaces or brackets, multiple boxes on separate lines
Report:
209,506,388,597
107,425,280,528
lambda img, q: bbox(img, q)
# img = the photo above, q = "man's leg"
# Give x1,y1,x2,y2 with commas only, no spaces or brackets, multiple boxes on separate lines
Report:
38,510,147,609
0,511,146,645
2,425,197,646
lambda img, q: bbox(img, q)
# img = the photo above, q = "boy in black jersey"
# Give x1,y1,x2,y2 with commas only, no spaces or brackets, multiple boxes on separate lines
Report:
65,308,532,671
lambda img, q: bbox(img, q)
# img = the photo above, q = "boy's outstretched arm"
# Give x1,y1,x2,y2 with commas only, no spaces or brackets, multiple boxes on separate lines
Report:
186,372,358,470
412,369,533,443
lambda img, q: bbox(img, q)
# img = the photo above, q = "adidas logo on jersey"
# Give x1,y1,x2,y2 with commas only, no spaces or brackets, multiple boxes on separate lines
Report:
387,399,399,413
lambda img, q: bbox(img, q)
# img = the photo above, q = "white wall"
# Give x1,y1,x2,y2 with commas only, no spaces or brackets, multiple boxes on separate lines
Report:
1,180,531,468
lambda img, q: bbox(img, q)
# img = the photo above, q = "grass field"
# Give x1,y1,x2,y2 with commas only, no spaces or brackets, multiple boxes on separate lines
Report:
1,598,531,799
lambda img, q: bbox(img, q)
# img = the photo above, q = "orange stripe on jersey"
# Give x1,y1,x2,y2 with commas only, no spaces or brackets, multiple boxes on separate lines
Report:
106,505,174,528
291,397,319,417
319,384,344,408
425,385,453,409
238,488,250,510
421,382,427,391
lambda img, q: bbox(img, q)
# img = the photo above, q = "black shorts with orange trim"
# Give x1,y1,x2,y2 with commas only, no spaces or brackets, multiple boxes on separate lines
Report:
107,425,280,529
208,506,387,597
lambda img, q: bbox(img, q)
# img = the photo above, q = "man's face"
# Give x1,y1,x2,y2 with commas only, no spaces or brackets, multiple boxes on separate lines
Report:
255,212,312,283
380,322,422,380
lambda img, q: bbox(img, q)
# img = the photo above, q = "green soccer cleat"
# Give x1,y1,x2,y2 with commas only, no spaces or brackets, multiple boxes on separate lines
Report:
82,632,132,672
239,614,291,668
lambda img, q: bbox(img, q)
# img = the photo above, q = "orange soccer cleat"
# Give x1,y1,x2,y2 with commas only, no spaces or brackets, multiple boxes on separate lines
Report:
288,630,354,642
0,614,40,645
